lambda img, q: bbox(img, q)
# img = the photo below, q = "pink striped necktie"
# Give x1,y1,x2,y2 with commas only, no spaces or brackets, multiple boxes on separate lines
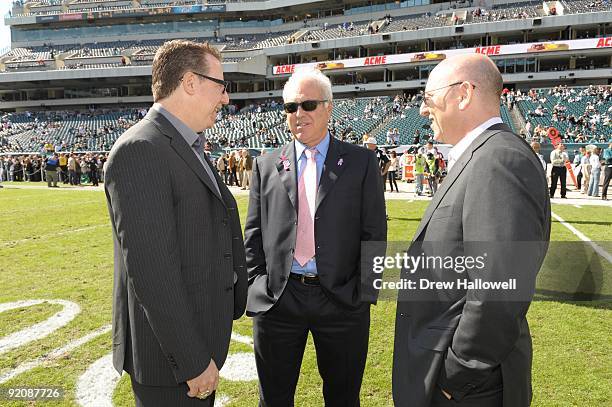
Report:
294,148,318,267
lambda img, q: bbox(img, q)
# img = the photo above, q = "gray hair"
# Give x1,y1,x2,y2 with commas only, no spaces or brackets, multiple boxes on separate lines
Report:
282,68,333,103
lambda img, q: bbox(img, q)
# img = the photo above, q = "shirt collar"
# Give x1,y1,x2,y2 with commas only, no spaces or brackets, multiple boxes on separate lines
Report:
294,132,331,160
448,117,503,169
151,103,200,147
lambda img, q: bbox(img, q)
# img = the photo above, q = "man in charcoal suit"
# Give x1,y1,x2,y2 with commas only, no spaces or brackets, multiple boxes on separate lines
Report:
244,68,387,406
392,54,551,407
104,40,247,406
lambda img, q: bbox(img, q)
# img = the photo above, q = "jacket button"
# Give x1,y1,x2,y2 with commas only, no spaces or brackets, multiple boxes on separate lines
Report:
294,221,298,225
225,286,233,291
290,248,294,254
224,253,231,259
222,218,228,225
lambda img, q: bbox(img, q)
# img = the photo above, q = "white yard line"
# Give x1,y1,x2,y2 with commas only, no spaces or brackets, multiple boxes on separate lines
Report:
551,211,612,264
220,352,258,382
574,205,582,209
231,332,254,347
1,224,107,247
0,299,80,355
215,395,230,406
0,325,111,384
5,200,101,215
76,353,122,407
74,331,254,406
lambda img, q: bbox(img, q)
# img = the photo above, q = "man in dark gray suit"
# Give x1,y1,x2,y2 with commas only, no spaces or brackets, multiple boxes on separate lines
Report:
244,69,387,406
104,40,248,406
392,54,550,406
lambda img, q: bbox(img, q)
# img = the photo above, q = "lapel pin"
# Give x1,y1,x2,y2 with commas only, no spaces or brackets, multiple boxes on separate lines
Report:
337,158,344,166
280,155,291,171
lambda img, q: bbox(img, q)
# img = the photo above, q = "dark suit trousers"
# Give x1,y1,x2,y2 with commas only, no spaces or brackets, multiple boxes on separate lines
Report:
253,278,370,407
130,376,215,407
431,368,503,407
550,166,567,198
602,166,611,198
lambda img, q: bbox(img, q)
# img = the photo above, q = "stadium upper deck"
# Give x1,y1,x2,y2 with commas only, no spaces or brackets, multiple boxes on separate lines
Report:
0,0,610,110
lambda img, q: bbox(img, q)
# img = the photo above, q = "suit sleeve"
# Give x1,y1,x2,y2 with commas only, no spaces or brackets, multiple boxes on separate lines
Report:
244,156,267,279
360,150,388,303
105,140,211,384
438,145,549,399
228,199,248,320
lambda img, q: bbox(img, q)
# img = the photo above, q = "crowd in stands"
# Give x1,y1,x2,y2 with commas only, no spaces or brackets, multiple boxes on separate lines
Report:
1,87,610,157
502,85,611,144
0,109,143,153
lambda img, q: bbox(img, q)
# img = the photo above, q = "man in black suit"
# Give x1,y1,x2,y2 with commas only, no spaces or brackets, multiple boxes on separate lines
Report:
244,69,387,406
392,54,550,406
104,40,248,406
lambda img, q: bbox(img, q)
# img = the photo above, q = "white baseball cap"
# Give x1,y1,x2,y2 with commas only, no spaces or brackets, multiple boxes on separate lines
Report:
364,137,378,145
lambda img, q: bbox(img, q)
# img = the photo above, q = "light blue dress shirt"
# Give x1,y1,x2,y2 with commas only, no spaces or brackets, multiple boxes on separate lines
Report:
291,132,330,275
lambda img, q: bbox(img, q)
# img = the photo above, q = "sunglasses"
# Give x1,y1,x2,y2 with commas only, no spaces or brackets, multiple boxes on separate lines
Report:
190,71,230,94
283,100,328,114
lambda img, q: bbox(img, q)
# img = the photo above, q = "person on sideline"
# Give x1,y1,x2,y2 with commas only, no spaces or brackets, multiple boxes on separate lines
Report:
531,141,546,171
388,150,400,192
587,147,602,197
549,143,569,198
601,143,612,200
573,147,585,190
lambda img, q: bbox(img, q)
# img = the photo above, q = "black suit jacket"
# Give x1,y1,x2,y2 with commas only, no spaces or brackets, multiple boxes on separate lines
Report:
104,108,248,386
244,137,387,315
392,124,551,406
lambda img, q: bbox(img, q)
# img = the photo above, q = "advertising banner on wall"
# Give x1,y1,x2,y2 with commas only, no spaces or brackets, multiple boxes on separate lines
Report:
58,13,83,22
35,15,59,23
272,37,612,75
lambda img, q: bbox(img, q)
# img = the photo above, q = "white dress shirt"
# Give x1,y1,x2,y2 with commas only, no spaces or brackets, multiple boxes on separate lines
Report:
590,153,601,170
447,117,503,171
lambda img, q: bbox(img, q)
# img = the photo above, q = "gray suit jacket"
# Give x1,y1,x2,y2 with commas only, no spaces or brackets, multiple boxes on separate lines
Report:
392,124,551,406
104,108,248,386
244,137,387,315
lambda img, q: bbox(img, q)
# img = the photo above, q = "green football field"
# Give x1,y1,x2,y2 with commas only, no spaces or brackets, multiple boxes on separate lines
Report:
0,187,610,406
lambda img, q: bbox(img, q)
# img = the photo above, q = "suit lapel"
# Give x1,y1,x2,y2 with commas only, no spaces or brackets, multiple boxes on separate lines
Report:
413,124,509,240
276,141,298,211
316,137,347,213
145,109,225,206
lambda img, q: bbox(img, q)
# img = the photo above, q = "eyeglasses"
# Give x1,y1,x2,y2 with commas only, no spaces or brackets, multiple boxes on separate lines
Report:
283,100,328,114
423,81,476,104
189,71,229,94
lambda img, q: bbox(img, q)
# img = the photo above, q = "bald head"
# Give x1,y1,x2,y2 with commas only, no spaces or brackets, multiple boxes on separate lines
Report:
430,54,503,105
420,53,504,145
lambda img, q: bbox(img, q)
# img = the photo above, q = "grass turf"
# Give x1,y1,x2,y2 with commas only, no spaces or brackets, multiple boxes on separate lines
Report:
0,187,610,406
